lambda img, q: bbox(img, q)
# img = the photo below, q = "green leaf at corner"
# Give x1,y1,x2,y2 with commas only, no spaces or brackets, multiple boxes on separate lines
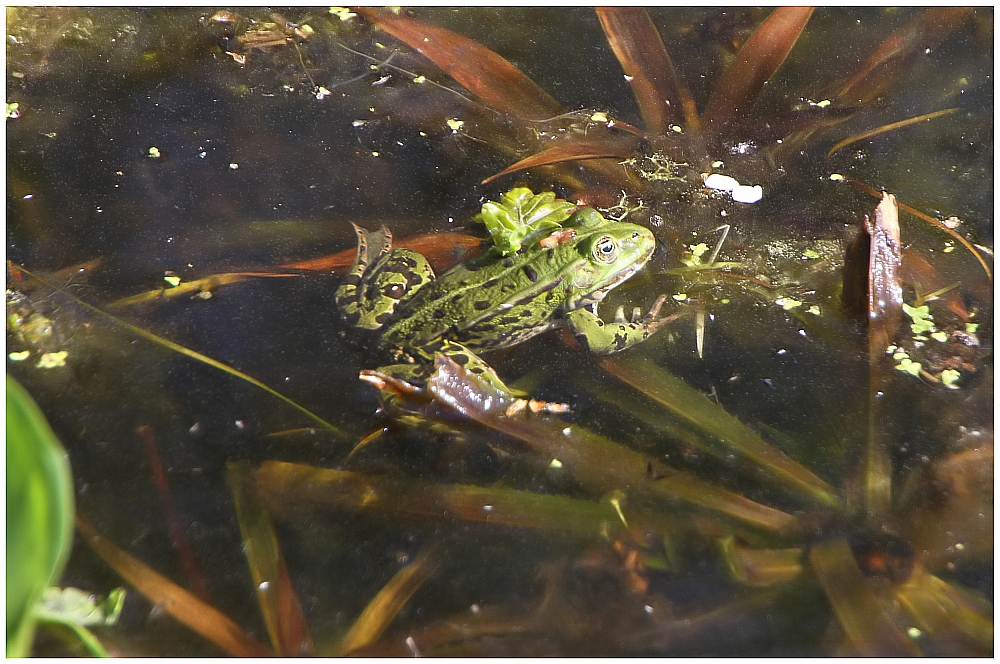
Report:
7,375,75,657
473,187,576,255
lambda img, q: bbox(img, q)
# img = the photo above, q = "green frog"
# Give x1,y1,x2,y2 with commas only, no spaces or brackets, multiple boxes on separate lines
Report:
336,207,668,405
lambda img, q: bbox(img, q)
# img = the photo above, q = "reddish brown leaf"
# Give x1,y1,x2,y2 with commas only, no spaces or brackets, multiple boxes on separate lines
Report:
337,545,440,655
726,106,857,145
596,7,697,135
76,515,272,657
703,7,814,135
482,136,639,185
283,232,482,274
229,462,314,656
356,8,563,121
830,7,974,105
136,425,209,603
900,250,969,320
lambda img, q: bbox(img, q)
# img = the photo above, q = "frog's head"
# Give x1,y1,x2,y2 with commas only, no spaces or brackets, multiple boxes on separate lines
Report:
567,212,656,306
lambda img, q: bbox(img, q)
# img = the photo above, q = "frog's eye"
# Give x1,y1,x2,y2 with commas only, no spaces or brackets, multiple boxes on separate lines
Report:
593,235,619,263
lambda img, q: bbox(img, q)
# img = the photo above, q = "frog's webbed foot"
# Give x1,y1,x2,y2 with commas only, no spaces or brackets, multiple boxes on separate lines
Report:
613,293,673,331
567,294,675,355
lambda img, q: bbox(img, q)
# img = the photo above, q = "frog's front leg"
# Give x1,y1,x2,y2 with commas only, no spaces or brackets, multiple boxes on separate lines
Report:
566,294,670,354
336,223,434,330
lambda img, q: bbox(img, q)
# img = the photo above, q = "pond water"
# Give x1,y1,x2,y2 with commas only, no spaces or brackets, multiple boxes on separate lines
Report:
7,7,993,656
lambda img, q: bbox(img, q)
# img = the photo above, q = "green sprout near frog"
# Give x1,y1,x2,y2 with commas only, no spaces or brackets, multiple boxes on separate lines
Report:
473,187,577,256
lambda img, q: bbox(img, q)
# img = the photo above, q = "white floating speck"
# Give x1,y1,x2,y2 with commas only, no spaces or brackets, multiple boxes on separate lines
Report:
8,350,30,361
704,173,739,192
229,162,239,170
549,458,563,468
732,184,763,204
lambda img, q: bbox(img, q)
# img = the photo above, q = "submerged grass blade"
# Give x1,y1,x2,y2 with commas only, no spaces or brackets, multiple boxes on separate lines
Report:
596,7,696,135
719,537,803,587
75,515,272,657
895,569,993,652
829,7,973,105
599,356,840,509
337,545,440,655
254,461,630,537
107,272,300,307
809,537,919,656
15,265,346,438
703,7,814,135
356,8,563,122
426,357,798,534
228,462,314,656
136,425,210,603
826,108,957,160
109,233,483,308
481,137,638,185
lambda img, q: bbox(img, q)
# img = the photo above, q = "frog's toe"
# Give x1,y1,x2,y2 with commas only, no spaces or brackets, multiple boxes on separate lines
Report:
646,293,668,321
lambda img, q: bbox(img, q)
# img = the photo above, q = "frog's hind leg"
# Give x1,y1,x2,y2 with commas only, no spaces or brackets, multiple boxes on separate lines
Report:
337,223,393,328
336,224,435,330
430,341,571,416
